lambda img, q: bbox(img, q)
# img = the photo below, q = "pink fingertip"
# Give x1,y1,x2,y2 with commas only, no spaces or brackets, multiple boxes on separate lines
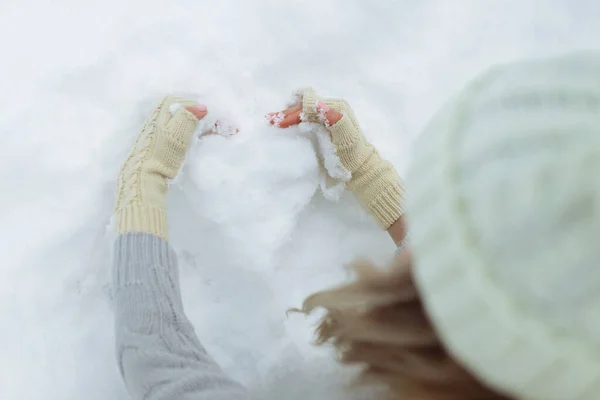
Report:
316,100,330,112
194,104,208,112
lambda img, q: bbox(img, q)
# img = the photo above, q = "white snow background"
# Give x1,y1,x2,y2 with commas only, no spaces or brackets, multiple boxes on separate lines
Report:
1,0,599,399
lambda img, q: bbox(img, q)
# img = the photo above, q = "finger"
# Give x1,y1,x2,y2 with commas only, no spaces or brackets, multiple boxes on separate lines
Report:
265,103,302,121
185,104,208,120
282,103,302,116
325,109,343,125
277,110,302,128
316,100,342,126
267,111,284,125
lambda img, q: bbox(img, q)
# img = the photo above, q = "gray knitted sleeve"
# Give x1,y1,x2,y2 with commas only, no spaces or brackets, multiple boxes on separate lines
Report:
112,232,248,400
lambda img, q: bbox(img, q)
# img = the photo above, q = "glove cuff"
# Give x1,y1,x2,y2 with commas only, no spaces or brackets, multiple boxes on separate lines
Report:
115,204,169,241
368,179,406,229
349,156,406,229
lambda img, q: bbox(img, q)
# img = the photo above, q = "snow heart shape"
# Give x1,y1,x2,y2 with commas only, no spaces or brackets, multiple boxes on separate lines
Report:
170,104,351,268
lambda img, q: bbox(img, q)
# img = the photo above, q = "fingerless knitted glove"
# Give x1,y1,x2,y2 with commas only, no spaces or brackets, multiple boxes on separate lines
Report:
302,88,406,228
115,96,199,241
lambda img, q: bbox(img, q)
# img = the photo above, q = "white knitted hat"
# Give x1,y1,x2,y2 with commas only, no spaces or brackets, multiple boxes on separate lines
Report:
407,52,600,400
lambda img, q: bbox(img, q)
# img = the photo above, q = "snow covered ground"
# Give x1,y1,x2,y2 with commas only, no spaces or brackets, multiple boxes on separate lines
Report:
1,0,599,399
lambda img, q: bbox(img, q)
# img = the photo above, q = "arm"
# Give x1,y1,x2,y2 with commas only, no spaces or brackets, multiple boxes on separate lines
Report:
113,233,247,400
112,97,247,400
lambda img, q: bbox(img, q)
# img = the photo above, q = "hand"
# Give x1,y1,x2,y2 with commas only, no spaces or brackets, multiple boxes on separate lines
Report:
266,102,342,128
267,88,406,231
115,96,207,240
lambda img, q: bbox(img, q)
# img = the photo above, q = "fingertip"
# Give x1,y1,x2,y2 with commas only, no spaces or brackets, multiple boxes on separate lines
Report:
277,111,302,128
325,109,343,125
185,105,208,120
266,113,276,124
266,111,286,127
315,100,330,113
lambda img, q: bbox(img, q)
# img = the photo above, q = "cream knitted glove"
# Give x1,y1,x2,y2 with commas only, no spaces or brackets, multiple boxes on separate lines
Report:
115,96,200,241
302,88,405,228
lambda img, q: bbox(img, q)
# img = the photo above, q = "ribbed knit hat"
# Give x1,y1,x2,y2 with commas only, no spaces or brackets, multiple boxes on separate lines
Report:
406,52,600,400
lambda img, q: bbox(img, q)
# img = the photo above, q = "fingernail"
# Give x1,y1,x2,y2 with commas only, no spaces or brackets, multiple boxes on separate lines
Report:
271,112,285,126
194,104,208,112
316,100,329,112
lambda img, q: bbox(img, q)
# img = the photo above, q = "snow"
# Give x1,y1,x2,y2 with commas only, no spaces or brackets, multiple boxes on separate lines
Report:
1,0,599,399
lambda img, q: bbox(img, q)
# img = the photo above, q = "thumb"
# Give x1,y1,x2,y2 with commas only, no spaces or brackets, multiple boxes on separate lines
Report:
165,104,207,142
185,104,208,120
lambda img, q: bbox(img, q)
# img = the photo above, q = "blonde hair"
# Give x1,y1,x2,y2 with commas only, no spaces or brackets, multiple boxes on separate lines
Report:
297,252,512,400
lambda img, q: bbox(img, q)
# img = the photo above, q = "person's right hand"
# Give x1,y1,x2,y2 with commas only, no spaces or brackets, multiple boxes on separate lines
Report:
267,88,406,230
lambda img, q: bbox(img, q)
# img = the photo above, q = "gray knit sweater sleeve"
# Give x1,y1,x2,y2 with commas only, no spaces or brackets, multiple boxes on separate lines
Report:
112,232,248,400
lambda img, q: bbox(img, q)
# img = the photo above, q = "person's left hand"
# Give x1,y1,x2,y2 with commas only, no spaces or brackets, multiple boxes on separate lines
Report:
266,89,406,231
115,96,208,240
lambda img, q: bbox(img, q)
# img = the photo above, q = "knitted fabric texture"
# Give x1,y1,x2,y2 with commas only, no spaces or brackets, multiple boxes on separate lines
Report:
406,52,600,400
113,232,248,399
302,88,405,228
115,96,199,240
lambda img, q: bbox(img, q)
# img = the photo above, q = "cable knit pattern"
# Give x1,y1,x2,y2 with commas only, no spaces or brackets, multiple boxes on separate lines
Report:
406,52,600,400
113,232,248,400
302,88,405,228
115,96,199,240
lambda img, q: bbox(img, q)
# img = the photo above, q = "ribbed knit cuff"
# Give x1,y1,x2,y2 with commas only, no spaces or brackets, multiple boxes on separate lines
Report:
115,204,169,241
368,180,406,229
